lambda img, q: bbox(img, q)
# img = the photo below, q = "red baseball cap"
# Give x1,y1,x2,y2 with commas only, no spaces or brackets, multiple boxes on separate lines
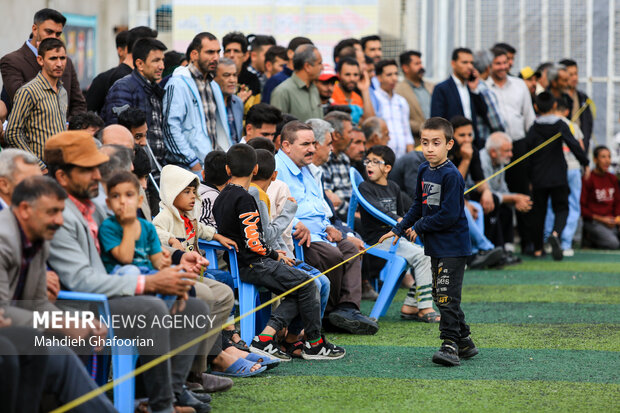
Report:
318,63,338,81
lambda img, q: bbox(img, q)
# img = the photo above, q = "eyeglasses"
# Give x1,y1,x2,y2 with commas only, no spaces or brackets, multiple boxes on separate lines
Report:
363,159,386,166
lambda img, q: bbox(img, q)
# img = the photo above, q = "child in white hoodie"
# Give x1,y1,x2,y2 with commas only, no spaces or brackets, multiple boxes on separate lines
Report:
154,164,236,252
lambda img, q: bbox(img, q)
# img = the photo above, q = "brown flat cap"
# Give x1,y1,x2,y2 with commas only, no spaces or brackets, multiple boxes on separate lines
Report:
45,131,109,167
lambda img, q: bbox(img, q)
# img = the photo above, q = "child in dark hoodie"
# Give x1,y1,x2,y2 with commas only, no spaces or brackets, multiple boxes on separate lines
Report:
524,92,589,260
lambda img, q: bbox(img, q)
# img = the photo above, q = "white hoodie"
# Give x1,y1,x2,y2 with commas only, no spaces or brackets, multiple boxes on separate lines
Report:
153,165,216,250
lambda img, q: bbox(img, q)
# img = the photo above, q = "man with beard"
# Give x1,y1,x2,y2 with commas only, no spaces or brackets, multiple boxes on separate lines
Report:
331,57,369,124
395,51,434,141
163,32,232,172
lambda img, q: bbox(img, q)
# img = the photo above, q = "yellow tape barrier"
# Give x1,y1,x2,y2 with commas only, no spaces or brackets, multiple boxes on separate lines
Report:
52,102,591,413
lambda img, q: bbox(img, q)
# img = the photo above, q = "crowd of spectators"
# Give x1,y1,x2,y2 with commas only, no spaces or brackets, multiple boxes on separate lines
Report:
0,7,618,412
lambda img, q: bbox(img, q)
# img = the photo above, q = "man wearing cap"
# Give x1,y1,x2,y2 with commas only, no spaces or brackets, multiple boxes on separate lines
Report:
271,44,324,121
316,63,337,115
43,131,216,412
519,66,538,99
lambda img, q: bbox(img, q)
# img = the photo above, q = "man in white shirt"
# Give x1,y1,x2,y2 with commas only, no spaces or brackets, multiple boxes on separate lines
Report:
372,59,414,158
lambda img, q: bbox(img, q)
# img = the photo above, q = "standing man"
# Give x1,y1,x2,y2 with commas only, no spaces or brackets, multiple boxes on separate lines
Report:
102,38,168,167
1,8,85,116
275,121,378,335
331,57,374,124
471,49,506,145
264,46,288,79
395,50,434,141
222,31,261,101
486,47,536,253
247,35,276,91
559,59,594,152
431,47,488,147
5,38,68,170
214,57,244,144
373,59,415,158
271,44,324,121
163,32,232,172
262,37,313,104
492,42,517,73
361,35,382,64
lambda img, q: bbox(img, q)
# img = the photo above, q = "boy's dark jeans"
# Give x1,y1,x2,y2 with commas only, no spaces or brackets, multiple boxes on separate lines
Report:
431,256,470,343
239,258,322,340
531,185,569,251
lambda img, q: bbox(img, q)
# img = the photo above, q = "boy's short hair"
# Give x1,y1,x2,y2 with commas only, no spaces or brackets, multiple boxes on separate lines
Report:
593,145,610,159
106,170,141,193
421,117,454,142
366,145,395,167
450,115,473,131
254,149,276,180
226,144,257,177
556,94,571,112
203,150,229,186
247,137,276,154
118,107,147,130
246,103,283,129
68,111,104,131
535,91,556,114
132,146,151,178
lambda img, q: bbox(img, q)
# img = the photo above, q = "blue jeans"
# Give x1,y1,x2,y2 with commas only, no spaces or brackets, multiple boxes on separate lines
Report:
544,169,581,249
464,201,494,254
203,269,236,317
295,262,330,318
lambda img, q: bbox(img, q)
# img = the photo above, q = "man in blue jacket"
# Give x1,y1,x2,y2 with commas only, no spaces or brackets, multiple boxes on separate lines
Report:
102,38,167,167
163,32,232,174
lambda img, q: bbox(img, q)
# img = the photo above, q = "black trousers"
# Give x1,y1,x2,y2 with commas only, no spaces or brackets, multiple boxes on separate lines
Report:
484,201,515,248
240,258,321,340
505,139,534,251
431,257,470,343
531,185,569,251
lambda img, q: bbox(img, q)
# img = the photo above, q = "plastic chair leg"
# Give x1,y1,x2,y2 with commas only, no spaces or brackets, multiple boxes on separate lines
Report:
239,282,258,345
370,257,408,319
112,350,139,413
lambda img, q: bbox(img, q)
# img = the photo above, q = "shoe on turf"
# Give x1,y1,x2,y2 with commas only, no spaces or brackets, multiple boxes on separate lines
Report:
302,336,346,360
562,248,574,257
548,234,563,261
457,336,479,359
432,341,460,366
469,247,504,269
328,308,379,335
249,337,292,361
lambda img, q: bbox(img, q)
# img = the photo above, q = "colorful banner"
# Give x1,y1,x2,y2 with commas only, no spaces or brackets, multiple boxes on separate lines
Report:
172,0,378,65
63,14,97,88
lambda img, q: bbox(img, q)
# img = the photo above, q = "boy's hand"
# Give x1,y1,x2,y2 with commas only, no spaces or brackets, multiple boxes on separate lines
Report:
326,226,342,243
514,194,533,212
407,229,418,243
378,231,399,246
287,197,297,203
213,233,238,251
277,251,295,266
465,200,478,220
293,222,311,247
169,238,184,250
160,249,172,269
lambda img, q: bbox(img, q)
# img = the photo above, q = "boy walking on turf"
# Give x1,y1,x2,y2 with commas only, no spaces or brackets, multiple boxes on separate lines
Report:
213,143,345,361
379,117,477,366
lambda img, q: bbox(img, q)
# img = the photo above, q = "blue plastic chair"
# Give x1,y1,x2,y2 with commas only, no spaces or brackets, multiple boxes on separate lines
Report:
198,239,271,346
57,290,136,413
347,167,410,319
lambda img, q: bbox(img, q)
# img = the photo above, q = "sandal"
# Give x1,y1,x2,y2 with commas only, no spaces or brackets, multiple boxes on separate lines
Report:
280,340,304,358
210,357,266,378
414,311,440,323
245,352,281,370
222,329,249,351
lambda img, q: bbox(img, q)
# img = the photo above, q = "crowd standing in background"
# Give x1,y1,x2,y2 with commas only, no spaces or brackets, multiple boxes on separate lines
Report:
0,7,618,413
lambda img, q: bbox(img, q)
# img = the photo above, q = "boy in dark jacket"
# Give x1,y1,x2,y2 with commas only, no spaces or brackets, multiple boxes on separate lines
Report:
524,92,589,260
379,117,476,367
213,144,345,361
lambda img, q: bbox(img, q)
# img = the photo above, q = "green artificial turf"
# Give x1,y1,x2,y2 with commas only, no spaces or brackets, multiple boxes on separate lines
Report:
210,377,620,413
462,285,620,304
463,270,620,286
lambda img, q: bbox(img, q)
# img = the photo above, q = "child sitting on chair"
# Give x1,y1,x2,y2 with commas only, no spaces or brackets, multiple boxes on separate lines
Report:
358,145,439,323
99,171,171,275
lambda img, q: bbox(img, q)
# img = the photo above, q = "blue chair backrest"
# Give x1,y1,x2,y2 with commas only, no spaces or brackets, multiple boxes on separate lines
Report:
347,167,398,232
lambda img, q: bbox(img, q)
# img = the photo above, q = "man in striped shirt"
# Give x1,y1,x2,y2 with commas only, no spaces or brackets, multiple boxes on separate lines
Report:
5,38,67,171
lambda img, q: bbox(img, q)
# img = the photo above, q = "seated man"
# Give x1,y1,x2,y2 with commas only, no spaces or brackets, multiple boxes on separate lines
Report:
275,121,378,334
581,145,620,249
479,132,532,260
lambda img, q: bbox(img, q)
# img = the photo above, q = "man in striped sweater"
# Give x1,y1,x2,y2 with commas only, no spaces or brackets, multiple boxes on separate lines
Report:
5,38,67,171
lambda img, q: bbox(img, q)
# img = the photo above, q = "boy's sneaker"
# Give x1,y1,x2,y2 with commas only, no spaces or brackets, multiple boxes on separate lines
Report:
302,336,346,360
432,341,460,366
563,248,574,257
457,336,479,359
249,336,292,361
548,234,563,261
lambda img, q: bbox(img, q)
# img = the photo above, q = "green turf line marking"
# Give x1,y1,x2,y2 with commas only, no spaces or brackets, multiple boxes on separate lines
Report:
361,298,620,324
463,270,620,287
210,377,620,413
267,346,620,383
331,322,620,351
463,285,620,304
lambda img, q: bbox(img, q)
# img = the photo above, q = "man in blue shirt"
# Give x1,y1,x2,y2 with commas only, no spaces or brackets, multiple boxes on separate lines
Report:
275,121,378,335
